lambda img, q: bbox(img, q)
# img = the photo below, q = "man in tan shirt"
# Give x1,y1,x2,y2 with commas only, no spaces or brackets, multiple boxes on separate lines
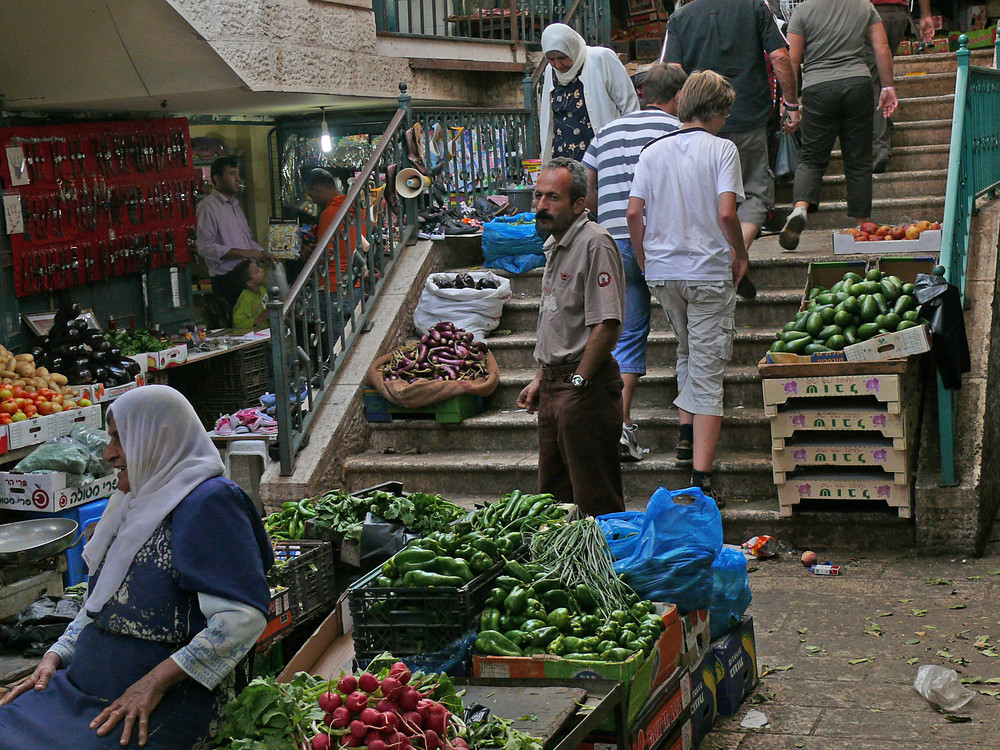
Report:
516,157,627,516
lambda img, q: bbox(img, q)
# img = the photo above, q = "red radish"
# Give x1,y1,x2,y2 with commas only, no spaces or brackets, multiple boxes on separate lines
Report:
423,729,442,750
452,739,469,750
338,675,358,694
398,687,420,712
376,698,399,714
342,736,362,748
365,731,383,745
386,731,408,750
350,720,368,740
389,663,412,685
381,713,400,733
320,692,343,713
312,734,332,750
424,707,447,736
369,740,388,750
401,711,422,732
360,708,381,726
358,672,381,694
331,707,352,729
346,691,370,714
380,676,403,701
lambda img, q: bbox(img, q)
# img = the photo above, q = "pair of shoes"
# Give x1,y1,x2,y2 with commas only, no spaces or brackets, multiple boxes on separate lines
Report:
442,219,479,236
619,423,644,462
676,437,693,465
779,206,808,251
737,275,757,300
214,415,233,436
417,223,446,240
233,408,279,434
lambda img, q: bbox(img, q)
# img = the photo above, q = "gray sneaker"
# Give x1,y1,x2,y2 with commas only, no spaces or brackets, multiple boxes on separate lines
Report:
619,423,644,462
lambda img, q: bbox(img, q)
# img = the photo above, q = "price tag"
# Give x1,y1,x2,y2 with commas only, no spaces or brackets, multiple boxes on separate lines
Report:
3,193,23,235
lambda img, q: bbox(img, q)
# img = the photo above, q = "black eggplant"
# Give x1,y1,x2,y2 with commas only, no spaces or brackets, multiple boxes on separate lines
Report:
121,359,141,377
105,364,129,384
68,367,92,384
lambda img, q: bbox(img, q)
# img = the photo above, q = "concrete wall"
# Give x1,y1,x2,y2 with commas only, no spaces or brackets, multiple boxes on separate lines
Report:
167,0,526,108
914,201,1000,554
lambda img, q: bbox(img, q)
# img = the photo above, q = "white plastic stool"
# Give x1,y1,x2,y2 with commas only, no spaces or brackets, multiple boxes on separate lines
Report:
225,440,268,515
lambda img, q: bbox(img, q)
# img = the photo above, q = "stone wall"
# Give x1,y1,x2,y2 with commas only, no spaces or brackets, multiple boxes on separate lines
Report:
166,0,526,108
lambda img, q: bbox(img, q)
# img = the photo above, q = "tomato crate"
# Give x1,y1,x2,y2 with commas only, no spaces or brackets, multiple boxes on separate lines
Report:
363,389,485,424
272,540,338,622
348,558,504,665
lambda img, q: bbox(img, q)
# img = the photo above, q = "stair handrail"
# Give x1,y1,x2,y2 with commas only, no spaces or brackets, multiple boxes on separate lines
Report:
268,85,415,476
935,34,1000,485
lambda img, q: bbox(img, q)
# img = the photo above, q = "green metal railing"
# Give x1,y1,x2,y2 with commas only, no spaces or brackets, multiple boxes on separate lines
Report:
936,35,1000,485
374,0,609,47
269,86,416,475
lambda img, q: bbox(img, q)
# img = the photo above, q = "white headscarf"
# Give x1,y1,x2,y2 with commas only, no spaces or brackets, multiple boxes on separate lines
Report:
82,385,225,613
542,24,588,85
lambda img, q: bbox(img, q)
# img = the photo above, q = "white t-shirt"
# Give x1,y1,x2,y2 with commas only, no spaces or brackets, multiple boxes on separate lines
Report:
630,128,744,282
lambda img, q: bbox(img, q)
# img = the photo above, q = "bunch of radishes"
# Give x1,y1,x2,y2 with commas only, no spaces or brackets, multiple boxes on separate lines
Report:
310,662,468,750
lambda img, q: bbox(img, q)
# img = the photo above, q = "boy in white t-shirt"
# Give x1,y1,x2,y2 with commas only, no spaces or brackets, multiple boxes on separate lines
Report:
626,70,749,507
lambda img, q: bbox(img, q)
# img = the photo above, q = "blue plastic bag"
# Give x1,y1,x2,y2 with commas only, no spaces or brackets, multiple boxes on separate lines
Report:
482,212,546,274
613,487,723,614
597,511,646,561
709,547,752,640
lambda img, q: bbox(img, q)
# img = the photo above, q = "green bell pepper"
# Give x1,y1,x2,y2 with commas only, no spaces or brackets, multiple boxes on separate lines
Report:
476,630,523,657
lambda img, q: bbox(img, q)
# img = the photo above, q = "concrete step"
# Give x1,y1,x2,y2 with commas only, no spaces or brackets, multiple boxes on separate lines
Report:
891,119,953,147
895,71,957,97
342,448,779,504
489,365,766,410
499,289,803,331
487,326,776,369
828,143,950,173
365,406,773,454
775,168,948,204
893,48,993,75
893,93,953,122
775,195,946,230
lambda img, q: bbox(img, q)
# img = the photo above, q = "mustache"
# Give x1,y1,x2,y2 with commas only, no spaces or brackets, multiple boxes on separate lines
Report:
535,211,553,220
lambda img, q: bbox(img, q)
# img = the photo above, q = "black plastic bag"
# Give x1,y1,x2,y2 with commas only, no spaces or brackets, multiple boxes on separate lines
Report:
358,512,419,573
0,595,81,655
914,273,970,390
775,131,801,183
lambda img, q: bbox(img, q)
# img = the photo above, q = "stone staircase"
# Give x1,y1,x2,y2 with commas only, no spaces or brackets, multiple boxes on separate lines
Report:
341,48,984,548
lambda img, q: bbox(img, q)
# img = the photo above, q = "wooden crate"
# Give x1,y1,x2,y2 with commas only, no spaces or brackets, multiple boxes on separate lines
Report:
363,389,485,424
772,436,911,484
776,472,912,518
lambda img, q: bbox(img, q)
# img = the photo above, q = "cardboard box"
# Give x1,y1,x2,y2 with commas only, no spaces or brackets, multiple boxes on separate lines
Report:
966,4,988,30
473,605,684,731
585,668,692,750
0,471,118,512
279,592,354,682
897,39,912,55
930,37,953,53
777,472,912,517
762,372,912,414
634,36,666,60
833,229,941,255
710,616,758,716
659,718,694,750
679,611,710,669
689,652,721,747
626,8,668,25
800,260,869,311
843,325,931,362
72,374,146,404
930,14,951,30
876,256,937,284
950,24,997,47
131,343,187,371
772,436,911,484
2,404,102,452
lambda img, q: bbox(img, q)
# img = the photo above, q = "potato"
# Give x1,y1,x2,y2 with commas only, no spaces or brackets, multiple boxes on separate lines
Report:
30,377,47,389
0,369,15,379
14,362,35,377
9,379,25,387
34,366,49,378
50,373,68,386
22,385,35,392
60,386,74,396
5,356,15,371
14,353,33,363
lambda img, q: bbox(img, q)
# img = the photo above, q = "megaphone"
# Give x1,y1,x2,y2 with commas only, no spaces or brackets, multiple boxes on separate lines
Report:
395,167,432,199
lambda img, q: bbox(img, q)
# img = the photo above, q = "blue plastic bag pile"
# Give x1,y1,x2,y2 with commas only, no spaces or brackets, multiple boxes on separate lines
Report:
481,212,546,274
597,486,752,640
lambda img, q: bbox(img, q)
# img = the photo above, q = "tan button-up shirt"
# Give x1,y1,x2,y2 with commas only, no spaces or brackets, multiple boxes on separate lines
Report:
533,212,626,366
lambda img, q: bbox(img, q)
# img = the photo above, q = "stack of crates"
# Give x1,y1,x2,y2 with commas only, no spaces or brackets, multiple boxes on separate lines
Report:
761,258,935,518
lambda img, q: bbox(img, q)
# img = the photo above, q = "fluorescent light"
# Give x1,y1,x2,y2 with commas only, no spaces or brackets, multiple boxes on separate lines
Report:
320,109,332,153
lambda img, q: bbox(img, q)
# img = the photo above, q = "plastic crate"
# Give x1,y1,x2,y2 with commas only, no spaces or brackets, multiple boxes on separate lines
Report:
256,586,293,653
273,540,338,621
171,341,271,428
363,389,485,424
348,557,504,665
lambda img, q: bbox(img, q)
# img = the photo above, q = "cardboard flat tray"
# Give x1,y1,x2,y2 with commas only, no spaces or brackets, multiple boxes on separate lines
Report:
758,353,913,377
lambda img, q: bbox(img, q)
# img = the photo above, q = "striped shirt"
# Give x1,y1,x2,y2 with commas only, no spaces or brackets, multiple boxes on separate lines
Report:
582,108,681,241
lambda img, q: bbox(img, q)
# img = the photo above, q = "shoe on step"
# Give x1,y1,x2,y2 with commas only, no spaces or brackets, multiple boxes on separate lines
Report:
676,437,693,465
779,207,808,251
737,275,757,300
619,423,644,462
701,486,725,509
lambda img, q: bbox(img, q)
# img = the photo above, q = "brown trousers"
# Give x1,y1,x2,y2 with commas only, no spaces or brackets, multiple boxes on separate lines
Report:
537,358,625,517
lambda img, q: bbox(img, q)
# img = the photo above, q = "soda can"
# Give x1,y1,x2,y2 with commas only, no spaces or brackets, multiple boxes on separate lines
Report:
811,563,841,576
743,535,779,558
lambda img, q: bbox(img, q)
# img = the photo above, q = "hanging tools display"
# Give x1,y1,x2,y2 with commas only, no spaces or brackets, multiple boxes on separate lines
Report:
1,117,197,297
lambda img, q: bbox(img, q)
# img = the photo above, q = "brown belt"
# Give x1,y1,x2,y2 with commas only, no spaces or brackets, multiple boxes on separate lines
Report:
541,361,581,381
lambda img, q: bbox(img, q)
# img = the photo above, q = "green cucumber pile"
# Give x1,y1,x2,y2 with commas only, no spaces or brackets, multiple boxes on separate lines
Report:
771,268,930,355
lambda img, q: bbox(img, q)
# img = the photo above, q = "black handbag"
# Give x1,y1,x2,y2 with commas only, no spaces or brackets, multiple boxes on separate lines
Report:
914,273,970,390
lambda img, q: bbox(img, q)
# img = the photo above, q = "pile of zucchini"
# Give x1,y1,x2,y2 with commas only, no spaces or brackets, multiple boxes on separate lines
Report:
771,268,930,355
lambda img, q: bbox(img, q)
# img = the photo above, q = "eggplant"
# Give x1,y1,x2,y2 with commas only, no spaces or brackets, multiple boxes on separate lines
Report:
49,356,66,373
68,367,92,384
89,350,108,364
73,356,91,369
105,364,129,384
93,366,109,382
63,327,81,344
53,302,82,328
121,359,141,377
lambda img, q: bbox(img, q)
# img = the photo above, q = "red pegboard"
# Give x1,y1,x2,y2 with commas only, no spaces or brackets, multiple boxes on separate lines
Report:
1,118,197,297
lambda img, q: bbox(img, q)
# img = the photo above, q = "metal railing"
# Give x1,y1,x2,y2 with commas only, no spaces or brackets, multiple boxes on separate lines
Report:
269,86,416,475
411,107,533,202
935,35,1000,485
375,0,609,48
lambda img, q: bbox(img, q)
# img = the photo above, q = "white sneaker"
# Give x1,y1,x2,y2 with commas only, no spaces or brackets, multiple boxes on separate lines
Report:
619,423,644,462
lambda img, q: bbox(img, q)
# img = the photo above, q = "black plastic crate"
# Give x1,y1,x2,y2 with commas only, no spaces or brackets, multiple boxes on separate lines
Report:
272,540,338,621
169,341,270,428
348,558,502,665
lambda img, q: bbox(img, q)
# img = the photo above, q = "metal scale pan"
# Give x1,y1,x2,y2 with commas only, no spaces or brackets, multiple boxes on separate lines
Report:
0,518,79,566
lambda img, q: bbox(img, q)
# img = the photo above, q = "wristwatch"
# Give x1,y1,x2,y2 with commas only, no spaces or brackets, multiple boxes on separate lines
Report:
570,373,590,389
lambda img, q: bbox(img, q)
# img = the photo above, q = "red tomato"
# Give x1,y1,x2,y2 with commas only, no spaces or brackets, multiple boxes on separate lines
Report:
37,388,54,400
51,394,63,405
22,404,37,418
0,388,11,400
37,401,54,416
10,386,24,399
0,400,16,415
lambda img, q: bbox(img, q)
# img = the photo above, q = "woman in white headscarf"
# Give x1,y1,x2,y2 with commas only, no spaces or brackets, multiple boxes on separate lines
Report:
539,23,639,164
0,385,274,750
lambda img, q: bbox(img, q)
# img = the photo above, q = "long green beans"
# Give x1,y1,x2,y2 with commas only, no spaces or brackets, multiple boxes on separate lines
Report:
528,518,635,615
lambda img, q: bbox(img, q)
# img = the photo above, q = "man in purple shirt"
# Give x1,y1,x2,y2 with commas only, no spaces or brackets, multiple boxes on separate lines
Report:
196,156,276,307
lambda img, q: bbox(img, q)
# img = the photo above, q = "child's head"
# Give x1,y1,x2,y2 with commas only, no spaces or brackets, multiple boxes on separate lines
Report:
677,70,735,129
236,259,266,290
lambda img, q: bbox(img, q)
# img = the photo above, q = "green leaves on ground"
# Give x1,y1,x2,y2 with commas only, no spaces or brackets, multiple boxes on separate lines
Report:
760,664,794,677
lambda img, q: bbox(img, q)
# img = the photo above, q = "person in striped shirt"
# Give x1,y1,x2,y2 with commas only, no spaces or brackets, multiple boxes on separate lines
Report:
582,63,688,463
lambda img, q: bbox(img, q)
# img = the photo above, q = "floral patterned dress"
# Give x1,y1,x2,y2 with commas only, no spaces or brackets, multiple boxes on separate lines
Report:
550,76,594,161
